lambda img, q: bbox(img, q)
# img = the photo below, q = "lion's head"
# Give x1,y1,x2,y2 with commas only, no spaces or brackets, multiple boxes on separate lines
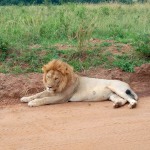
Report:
42,59,75,93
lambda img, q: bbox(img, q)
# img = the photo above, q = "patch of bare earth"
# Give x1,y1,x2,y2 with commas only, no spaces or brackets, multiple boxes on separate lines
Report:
29,44,41,49
0,73,44,105
55,44,75,50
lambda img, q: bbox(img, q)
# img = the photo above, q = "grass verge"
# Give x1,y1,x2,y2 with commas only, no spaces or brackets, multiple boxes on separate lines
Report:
0,3,150,73
0,40,149,73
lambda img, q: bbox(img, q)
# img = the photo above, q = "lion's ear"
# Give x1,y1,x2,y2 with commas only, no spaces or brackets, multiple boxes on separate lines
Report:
57,65,65,75
42,65,48,83
58,64,73,75
65,66,73,75
42,65,47,73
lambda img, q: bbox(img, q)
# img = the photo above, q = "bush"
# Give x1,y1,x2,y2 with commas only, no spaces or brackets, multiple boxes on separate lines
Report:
0,37,9,61
136,34,150,58
113,55,138,72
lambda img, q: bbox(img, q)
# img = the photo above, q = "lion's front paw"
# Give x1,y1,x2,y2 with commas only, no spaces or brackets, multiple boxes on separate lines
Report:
128,101,137,109
28,100,39,107
20,97,33,103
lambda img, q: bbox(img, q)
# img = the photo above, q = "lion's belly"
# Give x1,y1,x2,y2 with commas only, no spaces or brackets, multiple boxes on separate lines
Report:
69,77,112,102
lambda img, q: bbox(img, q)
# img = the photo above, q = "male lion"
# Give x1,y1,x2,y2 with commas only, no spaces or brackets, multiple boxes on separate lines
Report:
21,59,138,108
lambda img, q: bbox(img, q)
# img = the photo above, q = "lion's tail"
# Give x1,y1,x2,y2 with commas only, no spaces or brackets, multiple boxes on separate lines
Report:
125,89,138,100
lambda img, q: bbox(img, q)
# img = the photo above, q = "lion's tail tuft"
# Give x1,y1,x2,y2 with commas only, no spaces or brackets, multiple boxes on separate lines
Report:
125,89,138,101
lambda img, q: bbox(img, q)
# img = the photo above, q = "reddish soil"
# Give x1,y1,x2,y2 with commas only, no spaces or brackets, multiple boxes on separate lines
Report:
0,64,150,149
55,44,74,50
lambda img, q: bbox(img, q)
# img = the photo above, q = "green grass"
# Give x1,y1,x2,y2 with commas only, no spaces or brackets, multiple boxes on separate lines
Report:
0,3,150,73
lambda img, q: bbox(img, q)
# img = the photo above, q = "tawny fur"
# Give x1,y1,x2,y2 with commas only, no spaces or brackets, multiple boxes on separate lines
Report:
42,59,75,93
21,59,138,109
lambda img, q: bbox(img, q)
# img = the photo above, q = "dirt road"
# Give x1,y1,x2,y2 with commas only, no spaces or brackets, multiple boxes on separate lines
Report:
0,96,150,150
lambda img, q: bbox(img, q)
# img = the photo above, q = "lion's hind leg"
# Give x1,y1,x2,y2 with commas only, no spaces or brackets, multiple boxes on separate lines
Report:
109,93,127,108
108,83,138,109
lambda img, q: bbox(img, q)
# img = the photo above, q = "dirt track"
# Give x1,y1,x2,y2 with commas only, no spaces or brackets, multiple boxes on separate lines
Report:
1,96,150,150
0,64,150,150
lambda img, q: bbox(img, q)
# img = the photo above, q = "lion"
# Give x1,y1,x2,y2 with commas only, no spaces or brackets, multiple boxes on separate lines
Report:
21,59,138,108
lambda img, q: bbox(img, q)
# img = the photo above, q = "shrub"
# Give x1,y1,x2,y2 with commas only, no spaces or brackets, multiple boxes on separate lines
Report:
113,55,137,72
0,37,9,61
136,34,150,58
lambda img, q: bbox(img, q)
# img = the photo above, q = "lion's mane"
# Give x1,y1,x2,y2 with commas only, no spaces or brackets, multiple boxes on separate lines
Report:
42,59,77,93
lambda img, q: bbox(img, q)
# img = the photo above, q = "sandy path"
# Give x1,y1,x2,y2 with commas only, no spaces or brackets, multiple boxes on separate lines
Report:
0,96,150,150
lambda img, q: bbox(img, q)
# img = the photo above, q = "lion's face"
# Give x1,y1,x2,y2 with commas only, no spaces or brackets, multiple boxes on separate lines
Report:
44,70,67,93
42,59,74,93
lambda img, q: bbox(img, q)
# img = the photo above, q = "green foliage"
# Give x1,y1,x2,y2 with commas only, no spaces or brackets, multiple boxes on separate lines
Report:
113,55,148,72
100,42,112,47
101,6,110,16
0,4,149,48
0,37,9,61
64,48,107,71
135,34,150,58
0,4,150,73
0,45,108,73
113,55,135,72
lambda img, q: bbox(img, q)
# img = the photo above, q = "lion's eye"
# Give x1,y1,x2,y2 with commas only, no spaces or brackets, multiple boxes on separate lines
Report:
55,78,58,80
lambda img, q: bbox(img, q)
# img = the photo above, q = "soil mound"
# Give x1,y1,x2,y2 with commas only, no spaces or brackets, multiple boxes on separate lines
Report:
0,73,44,105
